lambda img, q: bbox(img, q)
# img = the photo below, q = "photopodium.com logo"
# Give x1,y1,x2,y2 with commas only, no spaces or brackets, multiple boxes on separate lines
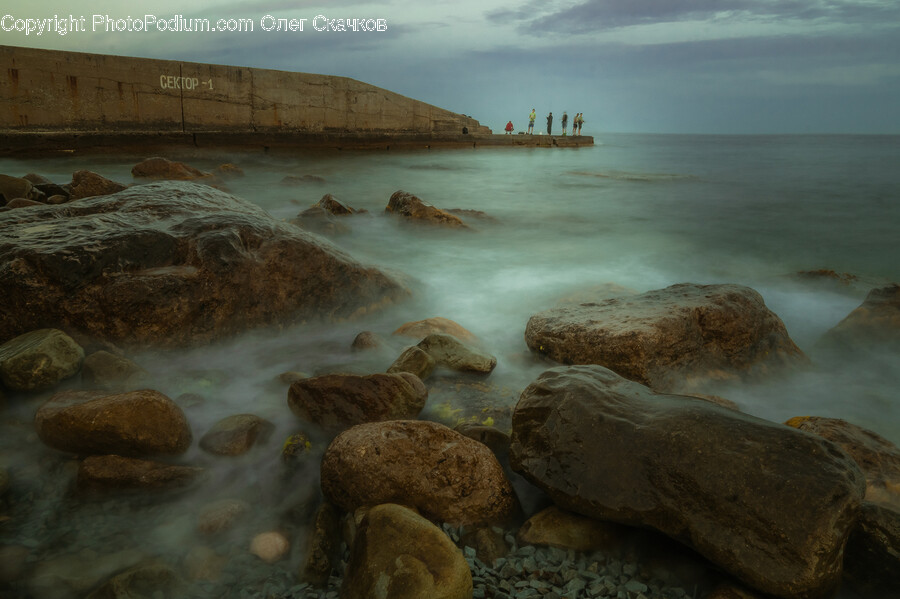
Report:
1,14,388,36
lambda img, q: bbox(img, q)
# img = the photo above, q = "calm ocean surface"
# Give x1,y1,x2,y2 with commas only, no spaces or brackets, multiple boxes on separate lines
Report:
1,133,898,596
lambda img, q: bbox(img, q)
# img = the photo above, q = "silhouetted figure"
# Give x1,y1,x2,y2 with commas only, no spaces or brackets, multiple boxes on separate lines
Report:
546,112,553,135
561,112,568,136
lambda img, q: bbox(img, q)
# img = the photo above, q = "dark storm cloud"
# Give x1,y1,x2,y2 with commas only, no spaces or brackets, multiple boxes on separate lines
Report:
486,0,900,34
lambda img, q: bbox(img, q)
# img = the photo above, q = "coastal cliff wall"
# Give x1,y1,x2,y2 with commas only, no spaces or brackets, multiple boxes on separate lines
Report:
0,45,490,136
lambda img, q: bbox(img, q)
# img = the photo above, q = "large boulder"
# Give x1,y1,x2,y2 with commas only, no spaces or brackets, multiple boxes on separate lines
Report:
341,503,473,599
785,416,900,509
0,182,406,346
509,365,865,599
525,283,806,392
288,373,427,431
0,328,84,391
35,389,192,456
385,191,467,227
321,420,517,526
131,157,210,181
67,170,127,200
843,502,900,593
817,284,900,351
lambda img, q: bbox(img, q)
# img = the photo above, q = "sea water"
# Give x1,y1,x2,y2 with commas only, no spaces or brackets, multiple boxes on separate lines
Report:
1,134,898,596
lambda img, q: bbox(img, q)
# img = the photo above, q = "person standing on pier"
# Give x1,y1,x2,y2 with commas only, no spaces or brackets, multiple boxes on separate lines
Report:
505,121,514,134
572,113,579,136
561,112,568,136
577,113,585,135
546,112,553,135
527,109,536,134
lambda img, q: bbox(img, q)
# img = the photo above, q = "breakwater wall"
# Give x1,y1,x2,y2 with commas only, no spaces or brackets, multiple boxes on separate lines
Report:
5,45,583,153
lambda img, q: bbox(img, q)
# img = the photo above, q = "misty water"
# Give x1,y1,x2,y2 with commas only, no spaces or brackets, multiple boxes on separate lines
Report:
1,133,899,597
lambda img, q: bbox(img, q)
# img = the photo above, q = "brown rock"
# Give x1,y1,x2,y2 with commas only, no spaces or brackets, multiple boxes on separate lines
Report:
77,454,202,491
321,420,517,526
85,561,184,599
299,502,341,585
131,157,210,180
843,501,900,593
817,284,900,350
525,283,807,392
35,389,192,456
387,345,436,380
393,317,479,343
5,197,43,208
214,163,244,178
67,170,127,200
0,328,84,391
281,432,315,467
418,333,497,374
0,182,407,346
199,414,274,456
350,331,386,351
459,527,508,567
250,532,290,563
785,416,900,509
510,365,865,599
0,174,34,203
288,373,427,431
453,423,511,459
196,498,251,535
46,194,69,205
304,193,358,216
81,350,148,390
385,190,468,227
517,505,632,553
341,503,473,599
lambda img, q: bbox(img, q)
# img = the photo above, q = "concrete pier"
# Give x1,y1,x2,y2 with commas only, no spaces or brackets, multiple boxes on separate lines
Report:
1,45,593,154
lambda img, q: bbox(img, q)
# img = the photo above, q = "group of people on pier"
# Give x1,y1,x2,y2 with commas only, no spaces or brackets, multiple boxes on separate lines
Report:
505,109,585,136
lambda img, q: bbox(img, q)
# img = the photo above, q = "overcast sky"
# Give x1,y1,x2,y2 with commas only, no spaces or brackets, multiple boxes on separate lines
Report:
4,0,900,134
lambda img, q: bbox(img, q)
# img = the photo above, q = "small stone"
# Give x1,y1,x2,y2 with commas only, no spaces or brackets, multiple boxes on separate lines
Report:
250,531,290,563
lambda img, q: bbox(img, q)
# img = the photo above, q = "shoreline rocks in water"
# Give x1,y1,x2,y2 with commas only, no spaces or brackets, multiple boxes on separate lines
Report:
0,328,84,391
510,365,866,599
321,420,518,527
0,181,407,346
816,283,900,352
385,190,468,227
525,283,807,392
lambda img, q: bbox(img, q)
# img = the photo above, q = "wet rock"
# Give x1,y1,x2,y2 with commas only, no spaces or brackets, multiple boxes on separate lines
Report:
0,328,84,391
517,506,632,553
341,503,473,599
81,350,148,390
510,365,865,599
77,454,202,491
0,182,406,346
290,206,351,235
45,194,69,205
214,163,244,178
387,345,436,379
385,190,468,227
23,172,54,186
35,389,192,456
131,157,210,180
351,330,387,351
321,420,518,526
6,197,43,208
281,432,314,466
393,316,479,343
196,498,251,535
0,174,33,203
817,284,900,351
85,561,184,599
67,170,127,200
280,174,325,185
299,502,341,585
418,333,497,374
198,413,274,456
304,193,359,216
785,416,900,508
288,372,427,431
250,531,290,563
525,283,807,392
843,501,900,593
34,182,70,200
460,526,508,567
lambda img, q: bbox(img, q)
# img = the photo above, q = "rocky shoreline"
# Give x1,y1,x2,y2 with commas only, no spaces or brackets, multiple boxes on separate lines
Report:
1,159,899,599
